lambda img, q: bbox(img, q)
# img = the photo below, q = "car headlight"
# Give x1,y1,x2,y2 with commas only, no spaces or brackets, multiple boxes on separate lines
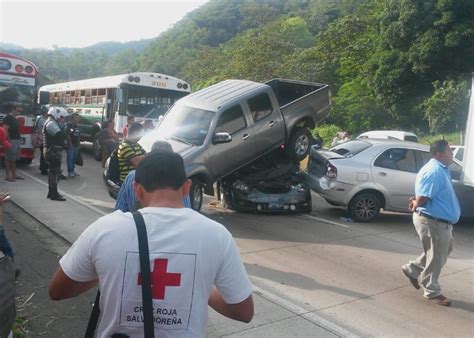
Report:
233,181,250,192
290,183,307,192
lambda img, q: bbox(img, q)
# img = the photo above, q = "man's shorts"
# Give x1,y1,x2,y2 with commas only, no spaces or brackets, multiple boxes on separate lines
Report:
5,139,20,161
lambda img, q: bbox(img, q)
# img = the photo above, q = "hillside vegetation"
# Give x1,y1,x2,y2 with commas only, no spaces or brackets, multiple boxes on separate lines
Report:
4,0,473,134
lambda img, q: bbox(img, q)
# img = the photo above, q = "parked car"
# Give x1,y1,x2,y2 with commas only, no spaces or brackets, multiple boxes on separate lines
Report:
220,150,312,213
304,139,474,222
357,130,418,142
451,145,464,163
140,78,330,211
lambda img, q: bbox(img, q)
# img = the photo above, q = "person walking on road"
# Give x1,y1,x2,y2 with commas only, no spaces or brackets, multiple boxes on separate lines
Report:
402,140,460,306
43,107,67,201
49,149,254,337
117,122,145,183
66,113,81,178
3,105,24,182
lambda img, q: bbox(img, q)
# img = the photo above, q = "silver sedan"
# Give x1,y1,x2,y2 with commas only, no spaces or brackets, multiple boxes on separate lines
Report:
304,139,474,222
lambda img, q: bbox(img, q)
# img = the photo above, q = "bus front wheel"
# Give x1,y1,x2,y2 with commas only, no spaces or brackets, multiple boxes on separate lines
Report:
93,135,102,161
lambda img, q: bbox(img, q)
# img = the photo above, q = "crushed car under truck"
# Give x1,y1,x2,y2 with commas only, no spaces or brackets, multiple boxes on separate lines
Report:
219,149,312,214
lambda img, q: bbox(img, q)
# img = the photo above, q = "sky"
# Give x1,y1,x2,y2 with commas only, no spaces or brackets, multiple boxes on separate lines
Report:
0,0,208,49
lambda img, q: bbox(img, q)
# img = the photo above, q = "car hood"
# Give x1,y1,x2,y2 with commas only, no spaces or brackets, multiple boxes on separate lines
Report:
139,132,195,157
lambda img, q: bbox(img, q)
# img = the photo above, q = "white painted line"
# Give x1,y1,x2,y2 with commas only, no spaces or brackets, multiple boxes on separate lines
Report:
18,169,107,216
298,214,351,229
252,282,358,337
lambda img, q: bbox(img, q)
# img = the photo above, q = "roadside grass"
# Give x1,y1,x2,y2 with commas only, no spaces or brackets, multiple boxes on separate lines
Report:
419,131,462,145
13,316,28,338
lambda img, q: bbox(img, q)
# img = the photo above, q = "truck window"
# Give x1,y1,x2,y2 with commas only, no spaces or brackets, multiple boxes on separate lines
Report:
215,105,246,135
248,93,273,122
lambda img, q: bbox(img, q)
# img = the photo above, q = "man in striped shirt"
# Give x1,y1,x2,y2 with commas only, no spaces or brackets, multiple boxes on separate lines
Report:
115,141,192,212
117,122,146,183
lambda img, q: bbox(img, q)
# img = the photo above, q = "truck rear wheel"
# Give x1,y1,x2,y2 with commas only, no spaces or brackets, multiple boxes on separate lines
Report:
287,128,312,161
190,178,203,212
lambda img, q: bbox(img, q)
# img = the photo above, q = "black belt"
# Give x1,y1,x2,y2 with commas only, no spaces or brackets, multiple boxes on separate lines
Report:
417,211,451,224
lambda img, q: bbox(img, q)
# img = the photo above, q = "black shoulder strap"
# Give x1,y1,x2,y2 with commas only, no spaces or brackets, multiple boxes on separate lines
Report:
132,211,155,338
84,290,101,338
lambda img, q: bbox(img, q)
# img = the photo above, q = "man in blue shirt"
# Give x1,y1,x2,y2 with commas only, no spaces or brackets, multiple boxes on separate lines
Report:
402,140,460,306
115,141,192,212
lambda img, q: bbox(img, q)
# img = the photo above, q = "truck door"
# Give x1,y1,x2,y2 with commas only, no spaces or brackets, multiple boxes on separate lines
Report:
208,104,256,179
247,92,284,155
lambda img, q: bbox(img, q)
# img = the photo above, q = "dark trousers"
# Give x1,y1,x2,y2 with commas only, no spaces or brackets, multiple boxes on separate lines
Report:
39,145,49,173
45,148,62,197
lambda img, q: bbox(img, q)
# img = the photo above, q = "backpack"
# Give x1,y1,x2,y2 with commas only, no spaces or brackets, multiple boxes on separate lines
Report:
31,117,43,148
106,148,121,185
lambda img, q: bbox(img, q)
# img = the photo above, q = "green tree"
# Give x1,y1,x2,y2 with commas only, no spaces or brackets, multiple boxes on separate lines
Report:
422,78,469,133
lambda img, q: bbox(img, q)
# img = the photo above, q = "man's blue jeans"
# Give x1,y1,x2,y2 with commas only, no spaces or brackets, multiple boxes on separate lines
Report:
0,224,13,258
66,146,79,174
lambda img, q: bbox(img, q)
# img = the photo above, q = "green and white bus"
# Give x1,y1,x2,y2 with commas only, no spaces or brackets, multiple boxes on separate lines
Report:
39,72,191,156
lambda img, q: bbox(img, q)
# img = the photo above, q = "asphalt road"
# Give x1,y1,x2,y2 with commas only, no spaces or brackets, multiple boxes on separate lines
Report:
15,146,474,336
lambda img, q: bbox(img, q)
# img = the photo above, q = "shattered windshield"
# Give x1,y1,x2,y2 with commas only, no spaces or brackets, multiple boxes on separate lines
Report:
156,103,215,146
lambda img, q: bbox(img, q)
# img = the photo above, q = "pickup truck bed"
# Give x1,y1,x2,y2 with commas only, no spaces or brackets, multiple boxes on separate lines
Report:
266,79,330,141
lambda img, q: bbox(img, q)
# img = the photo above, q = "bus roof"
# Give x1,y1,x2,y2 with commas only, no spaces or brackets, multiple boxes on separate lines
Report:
39,72,190,93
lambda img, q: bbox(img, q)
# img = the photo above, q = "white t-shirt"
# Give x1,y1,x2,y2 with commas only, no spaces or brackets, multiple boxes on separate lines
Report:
60,207,253,338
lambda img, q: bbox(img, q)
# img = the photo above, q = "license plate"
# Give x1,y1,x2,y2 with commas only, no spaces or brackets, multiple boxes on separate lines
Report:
268,202,283,210
20,137,25,145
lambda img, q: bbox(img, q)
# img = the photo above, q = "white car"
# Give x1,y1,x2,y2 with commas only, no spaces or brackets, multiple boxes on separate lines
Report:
357,130,418,142
305,139,473,222
451,145,464,163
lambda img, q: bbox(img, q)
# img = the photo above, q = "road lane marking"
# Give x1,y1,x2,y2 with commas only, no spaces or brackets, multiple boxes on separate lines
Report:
19,168,356,336
252,281,358,337
298,214,351,229
18,169,107,216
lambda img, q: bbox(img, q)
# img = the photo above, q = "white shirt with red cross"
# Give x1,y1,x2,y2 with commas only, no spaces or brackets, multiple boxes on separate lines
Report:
60,207,253,338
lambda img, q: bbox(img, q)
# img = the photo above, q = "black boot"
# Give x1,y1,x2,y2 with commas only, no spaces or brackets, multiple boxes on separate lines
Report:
50,195,66,201
48,188,66,201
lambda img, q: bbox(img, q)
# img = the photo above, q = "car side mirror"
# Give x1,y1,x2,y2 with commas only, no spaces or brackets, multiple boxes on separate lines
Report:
213,132,232,144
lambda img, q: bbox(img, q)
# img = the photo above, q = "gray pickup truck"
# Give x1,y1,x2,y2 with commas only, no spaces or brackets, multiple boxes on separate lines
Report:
140,78,330,210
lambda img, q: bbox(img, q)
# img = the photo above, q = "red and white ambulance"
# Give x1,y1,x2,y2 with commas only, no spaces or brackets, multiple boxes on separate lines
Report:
0,52,39,164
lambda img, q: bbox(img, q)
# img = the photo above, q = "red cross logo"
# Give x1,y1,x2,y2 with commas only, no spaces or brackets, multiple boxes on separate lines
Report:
137,258,181,300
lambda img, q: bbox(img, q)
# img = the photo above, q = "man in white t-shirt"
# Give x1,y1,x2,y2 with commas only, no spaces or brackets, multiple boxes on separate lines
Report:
48,150,254,337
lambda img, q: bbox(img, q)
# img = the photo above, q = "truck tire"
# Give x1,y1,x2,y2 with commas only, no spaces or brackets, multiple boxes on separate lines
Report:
93,135,102,161
287,128,312,161
190,178,203,212
219,186,233,210
348,192,381,222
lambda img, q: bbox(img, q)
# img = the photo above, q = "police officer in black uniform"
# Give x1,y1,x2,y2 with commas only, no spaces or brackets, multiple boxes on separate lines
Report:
43,107,67,201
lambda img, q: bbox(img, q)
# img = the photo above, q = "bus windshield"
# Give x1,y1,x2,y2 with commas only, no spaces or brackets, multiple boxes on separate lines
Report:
156,104,215,146
0,83,36,114
124,84,189,119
